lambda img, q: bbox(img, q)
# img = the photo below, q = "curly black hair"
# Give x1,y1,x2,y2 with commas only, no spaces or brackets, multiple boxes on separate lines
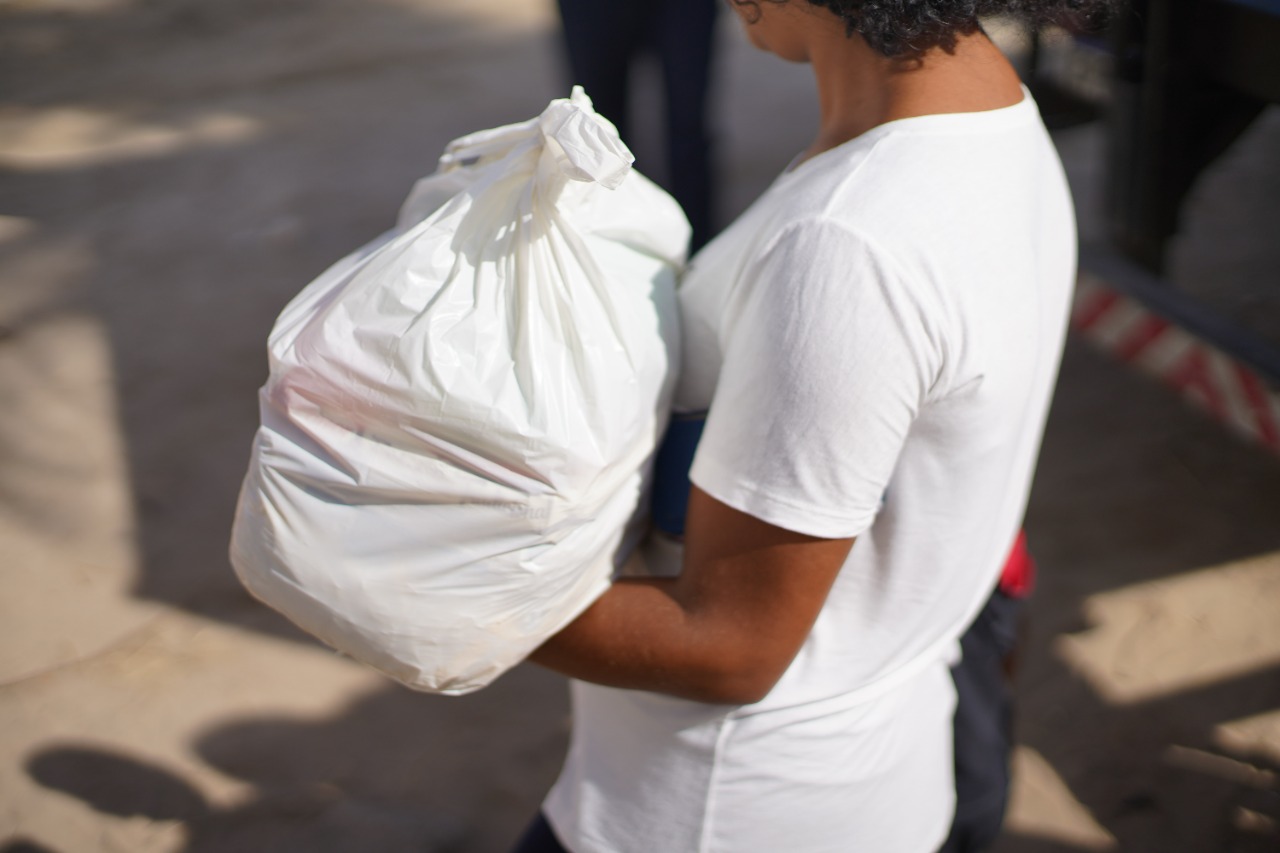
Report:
734,1,1113,58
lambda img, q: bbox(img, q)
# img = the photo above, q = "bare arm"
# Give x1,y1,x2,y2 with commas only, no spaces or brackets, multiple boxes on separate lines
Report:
529,486,854,704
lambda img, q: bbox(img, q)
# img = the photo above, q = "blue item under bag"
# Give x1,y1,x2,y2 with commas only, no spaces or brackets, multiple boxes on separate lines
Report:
650,414,706,538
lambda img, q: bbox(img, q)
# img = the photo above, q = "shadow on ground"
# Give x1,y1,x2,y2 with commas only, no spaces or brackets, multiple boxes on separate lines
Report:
995,341,1280,852
23,659,568,852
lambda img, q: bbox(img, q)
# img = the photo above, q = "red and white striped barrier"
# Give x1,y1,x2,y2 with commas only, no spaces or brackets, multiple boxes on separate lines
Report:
1071,272,1280,456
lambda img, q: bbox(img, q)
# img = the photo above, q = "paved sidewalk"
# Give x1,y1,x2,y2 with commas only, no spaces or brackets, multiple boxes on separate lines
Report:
2,2,1277,851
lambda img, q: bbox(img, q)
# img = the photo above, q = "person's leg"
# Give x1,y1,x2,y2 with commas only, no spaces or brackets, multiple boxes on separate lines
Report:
654,0,719,251
939,588,1022,853
555,0,647,143
510,812,570,853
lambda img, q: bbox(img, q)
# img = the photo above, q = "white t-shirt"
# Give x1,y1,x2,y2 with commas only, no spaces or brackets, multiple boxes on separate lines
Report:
544,91,1076,853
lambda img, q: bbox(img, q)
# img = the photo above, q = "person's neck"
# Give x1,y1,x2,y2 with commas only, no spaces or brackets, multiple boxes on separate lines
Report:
800,27,1025,165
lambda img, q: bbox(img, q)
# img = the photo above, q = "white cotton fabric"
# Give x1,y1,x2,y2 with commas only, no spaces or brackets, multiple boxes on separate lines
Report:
229,88,687,695
544,90,1076,851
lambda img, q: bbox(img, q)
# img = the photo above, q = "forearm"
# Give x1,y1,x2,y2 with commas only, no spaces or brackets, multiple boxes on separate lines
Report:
528,487,852,704
529,577,768,704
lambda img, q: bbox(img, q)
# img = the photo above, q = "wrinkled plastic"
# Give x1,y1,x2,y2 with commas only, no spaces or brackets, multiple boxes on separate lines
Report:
229,88,688,694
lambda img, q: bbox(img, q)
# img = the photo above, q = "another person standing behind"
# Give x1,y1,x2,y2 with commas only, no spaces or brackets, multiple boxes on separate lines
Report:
556,0,719,251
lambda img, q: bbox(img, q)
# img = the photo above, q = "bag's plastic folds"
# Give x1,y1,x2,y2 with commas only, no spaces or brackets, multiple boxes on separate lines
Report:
230,88,688,694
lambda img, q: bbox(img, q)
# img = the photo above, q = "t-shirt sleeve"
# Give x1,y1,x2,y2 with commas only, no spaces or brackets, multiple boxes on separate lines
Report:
689,218,942,539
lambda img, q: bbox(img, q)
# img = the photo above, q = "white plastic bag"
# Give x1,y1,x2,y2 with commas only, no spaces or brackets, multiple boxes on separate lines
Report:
230,88,687,694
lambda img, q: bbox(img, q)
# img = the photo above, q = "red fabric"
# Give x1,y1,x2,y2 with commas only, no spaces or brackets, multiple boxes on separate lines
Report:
998,530,1036,598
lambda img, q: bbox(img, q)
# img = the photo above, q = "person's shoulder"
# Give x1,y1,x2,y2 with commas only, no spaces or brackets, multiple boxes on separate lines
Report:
772,134,934,237
747,211,895,275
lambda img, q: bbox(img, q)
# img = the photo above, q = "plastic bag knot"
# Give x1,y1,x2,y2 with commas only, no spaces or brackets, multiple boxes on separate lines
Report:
537,86,633,190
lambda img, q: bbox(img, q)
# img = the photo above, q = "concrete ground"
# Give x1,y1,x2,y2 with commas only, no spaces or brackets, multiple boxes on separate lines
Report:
1,1,1278,851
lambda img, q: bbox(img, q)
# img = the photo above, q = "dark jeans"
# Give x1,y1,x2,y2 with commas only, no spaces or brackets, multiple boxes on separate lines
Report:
556,0,718,251
510,812,569,853
939,588,1023,853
